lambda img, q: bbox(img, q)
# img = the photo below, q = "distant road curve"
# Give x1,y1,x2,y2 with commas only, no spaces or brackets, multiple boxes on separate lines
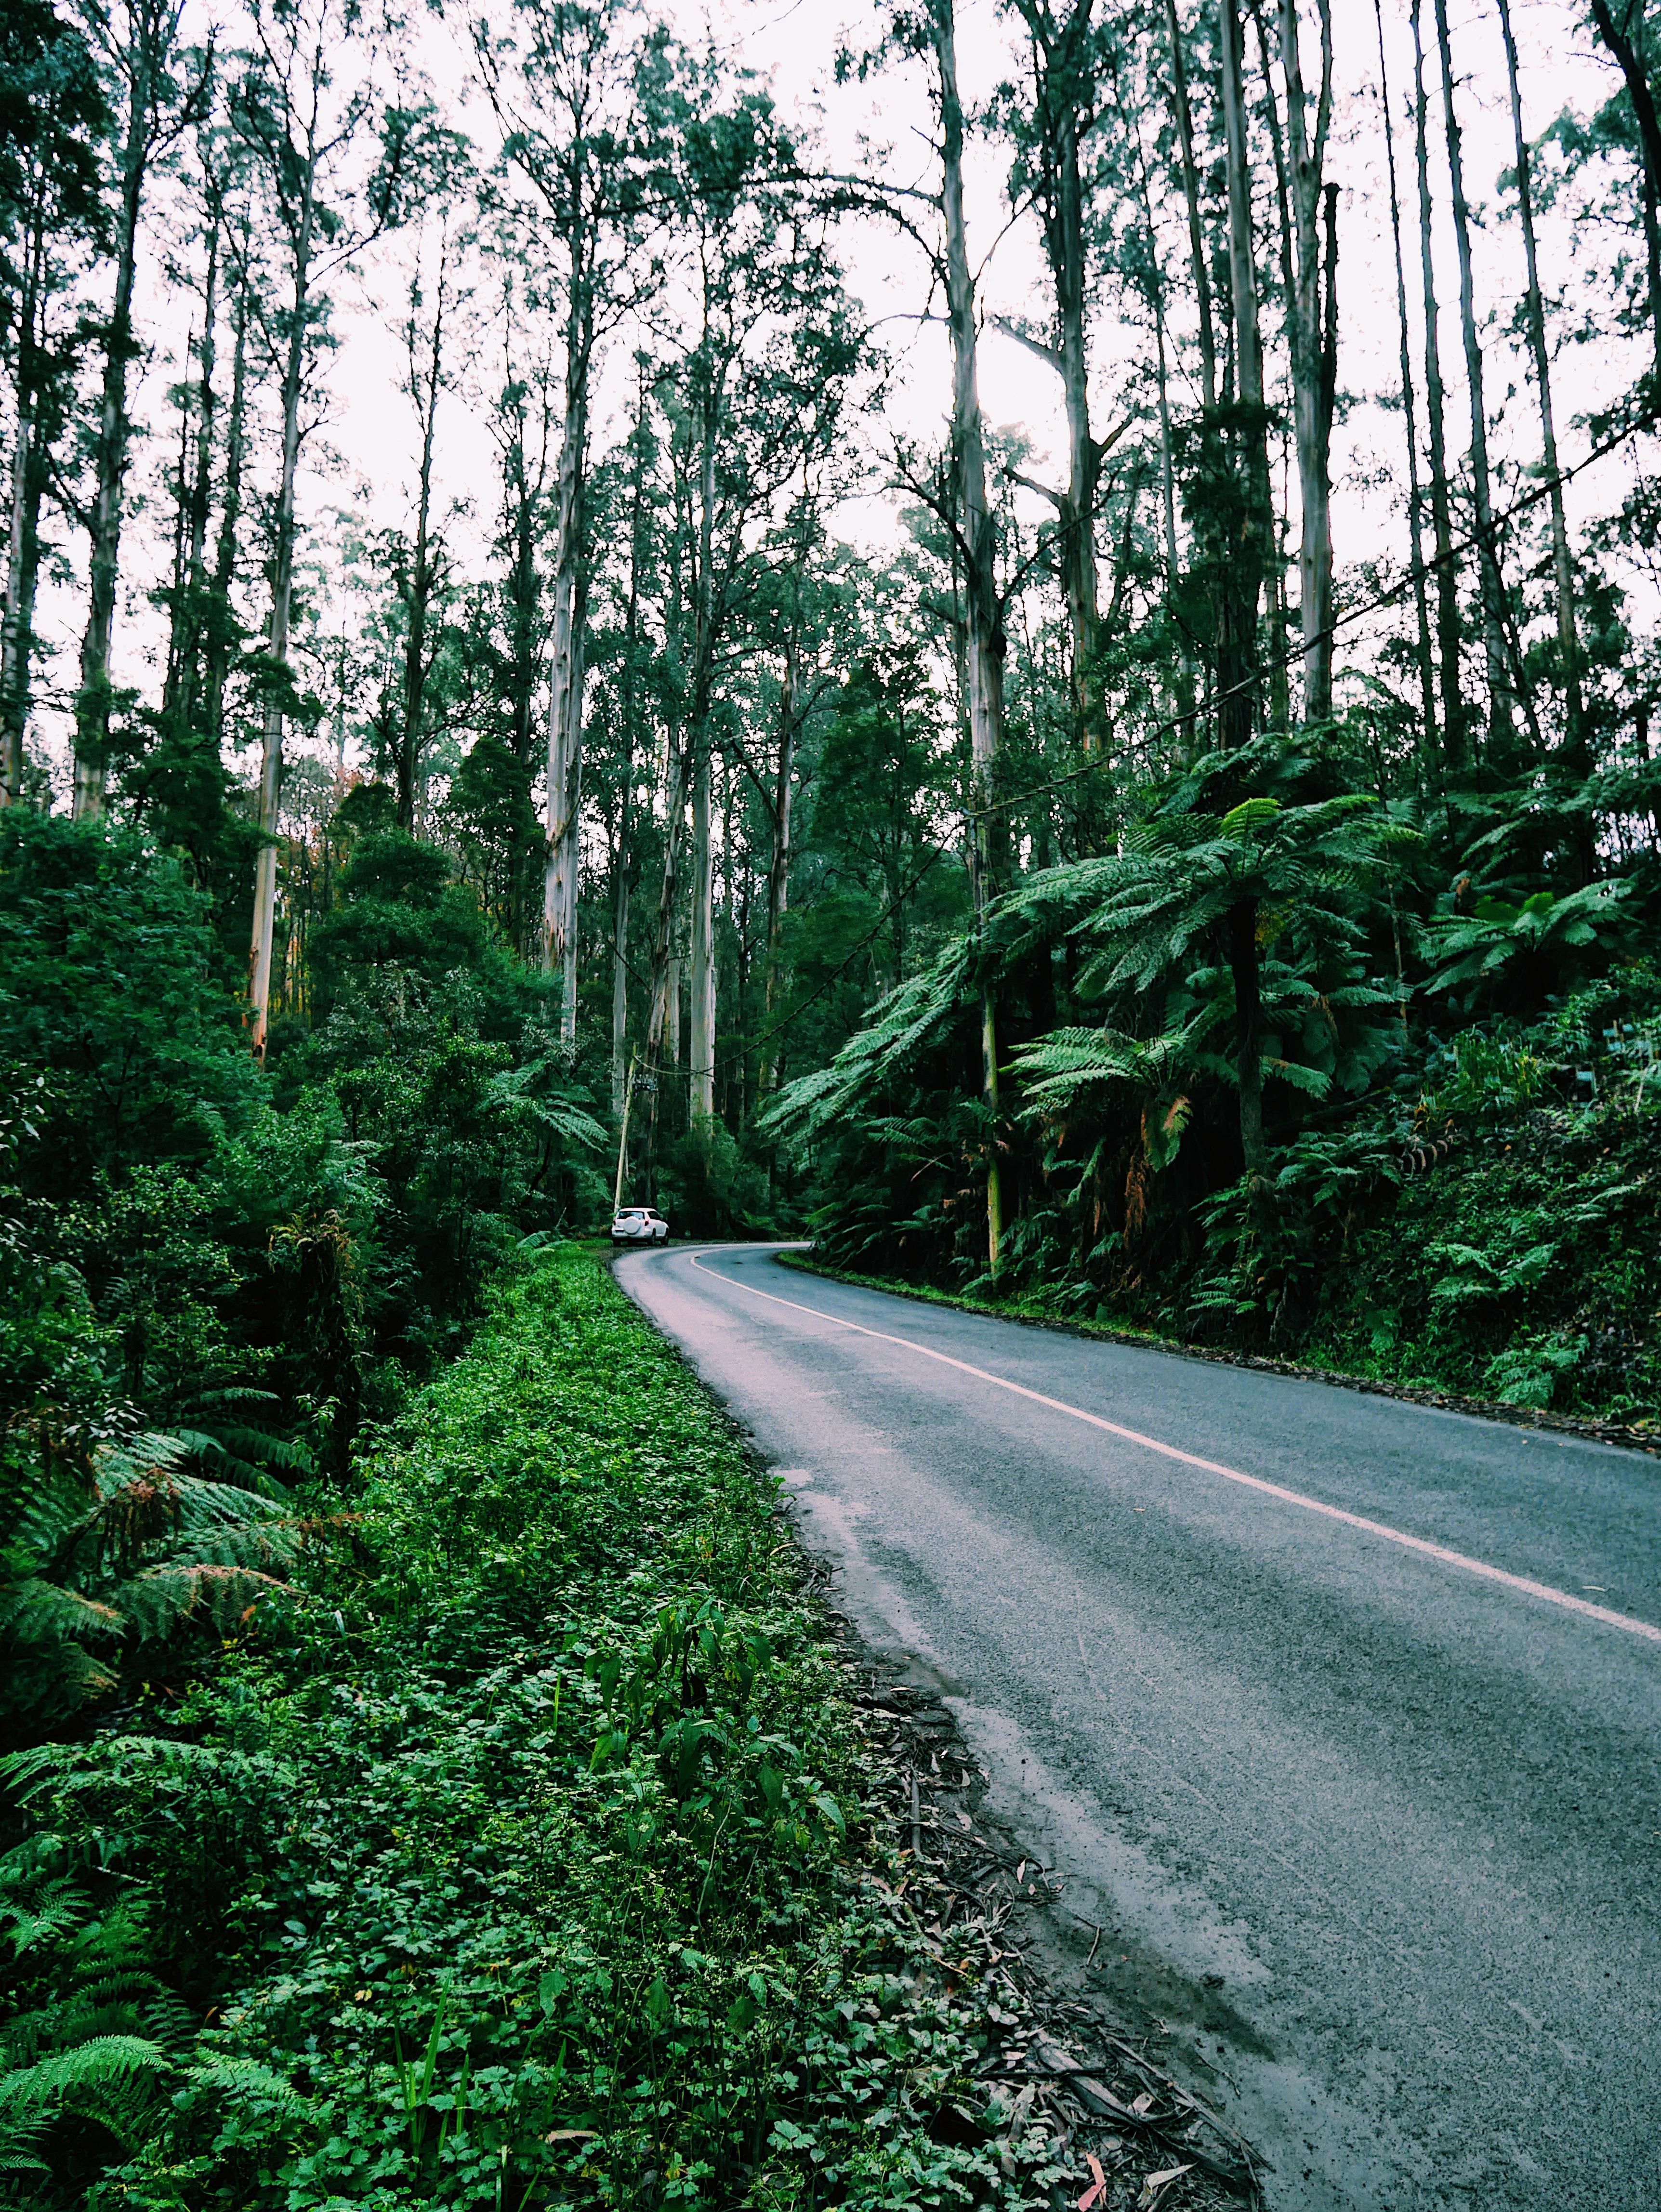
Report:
621,1241,1661,2212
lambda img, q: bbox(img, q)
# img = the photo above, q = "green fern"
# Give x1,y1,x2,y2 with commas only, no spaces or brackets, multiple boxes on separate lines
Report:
1,1428,299,1733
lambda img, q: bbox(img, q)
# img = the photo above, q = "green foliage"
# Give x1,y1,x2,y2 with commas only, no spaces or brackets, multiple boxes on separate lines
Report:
0,813,255,1196
3,1253,1064,2209
1420,882,1630,1008
0,1425,297,1740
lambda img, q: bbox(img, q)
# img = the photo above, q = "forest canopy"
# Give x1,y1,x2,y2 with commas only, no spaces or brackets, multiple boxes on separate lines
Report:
4,0,1661,1408
5,0,1661,2201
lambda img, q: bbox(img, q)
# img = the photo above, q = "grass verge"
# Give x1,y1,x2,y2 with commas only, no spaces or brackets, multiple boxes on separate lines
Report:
3,1247,1251,2211
772,1251,1661,1457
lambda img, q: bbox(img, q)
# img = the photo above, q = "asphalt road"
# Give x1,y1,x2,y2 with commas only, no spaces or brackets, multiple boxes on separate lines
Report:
620,1242,1661,2212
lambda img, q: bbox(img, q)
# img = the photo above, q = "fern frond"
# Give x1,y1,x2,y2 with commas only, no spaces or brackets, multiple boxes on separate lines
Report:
0,2033,169,2113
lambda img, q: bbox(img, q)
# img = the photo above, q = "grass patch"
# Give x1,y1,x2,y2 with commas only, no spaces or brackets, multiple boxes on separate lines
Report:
4,1248,1083,2210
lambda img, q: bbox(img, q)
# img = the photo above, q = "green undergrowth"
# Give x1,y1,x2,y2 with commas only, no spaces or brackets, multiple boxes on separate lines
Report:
2,1249,1069,2211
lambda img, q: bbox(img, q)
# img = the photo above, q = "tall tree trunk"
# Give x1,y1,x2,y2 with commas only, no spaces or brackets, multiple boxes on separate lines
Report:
1433,0,1510,753
1411,0,1465,774
73,38,154,818
1218,0,1271,759
689,728,715,1121
543,271,593,1041
0,395,40,806
933,0,1005,1273
1164,0,1218,408
1128,105,1194,735
759,627,799,1095
1277,0,1336,723
611,838,630,1112
686,396,719,1125
1,194,52,807
611,371,651,1114
1497,0,1589,825
396,246,450,834
1220,0,1271,1190
1375,0,1439,767
1012,0,1101,754
203,238,249,760
163,201,218,737
249,155,317,1056
1589,0,1661,377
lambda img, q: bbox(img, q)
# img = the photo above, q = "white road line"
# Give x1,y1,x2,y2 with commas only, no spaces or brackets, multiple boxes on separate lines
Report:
683,1248,1661,1646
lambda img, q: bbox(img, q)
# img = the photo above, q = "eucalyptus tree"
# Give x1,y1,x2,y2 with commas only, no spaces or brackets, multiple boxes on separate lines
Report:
1497,0,1586,805
476,247,562,956
232,0,445,1053
641,68,862,1129
1589,2,1661,375
382,211,473,832
1372,0,1438,766
1214,0,1271,755
1410,0,1464,771
475,0,664,1040
1270,0,1336,724
69,0,210,820
1432,0,1511,752
0,0,107,807
995,0,1107,757
851,0,1011,1264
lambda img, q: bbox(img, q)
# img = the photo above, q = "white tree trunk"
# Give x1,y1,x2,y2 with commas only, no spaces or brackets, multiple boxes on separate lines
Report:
933,0,1003,1272
689,737,714,1120
248,164,316,1057
1277,0,1334,723
543,378,586,1038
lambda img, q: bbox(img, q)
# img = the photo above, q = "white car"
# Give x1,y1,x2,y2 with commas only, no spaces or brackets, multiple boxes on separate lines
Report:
611,1206,669,1245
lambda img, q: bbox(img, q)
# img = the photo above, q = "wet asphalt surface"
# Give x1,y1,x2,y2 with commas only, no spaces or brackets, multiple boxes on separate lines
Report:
619,1242,1661,2212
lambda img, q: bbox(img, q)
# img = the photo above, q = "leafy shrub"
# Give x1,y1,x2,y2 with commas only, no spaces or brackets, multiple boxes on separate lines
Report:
3,1253,1052,2209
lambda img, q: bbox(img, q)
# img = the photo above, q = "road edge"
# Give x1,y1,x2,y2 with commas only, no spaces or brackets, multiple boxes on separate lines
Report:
772,1249,1661,1461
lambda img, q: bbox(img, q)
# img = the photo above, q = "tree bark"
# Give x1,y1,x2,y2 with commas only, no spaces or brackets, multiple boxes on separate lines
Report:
1163,0,1218,408
162,196,217,734
1411,0,1465,774
689,725,715,1121
1,180,53,807
1011,0,1101,755
73,22,156,818
394,241,455,834
1433,0,1510,753
203,232,249,761
759,627,799,1095
1497,0,1588,815
249,131,318,1056
543,277,593,1040
1216,0,1272,761
1276,0,1335,723
932,0,1004,1272
1375,0,1439,767
1589,0,1661,377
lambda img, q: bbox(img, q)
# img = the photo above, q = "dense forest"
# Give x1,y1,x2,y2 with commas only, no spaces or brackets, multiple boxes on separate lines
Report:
3,0,1661,2200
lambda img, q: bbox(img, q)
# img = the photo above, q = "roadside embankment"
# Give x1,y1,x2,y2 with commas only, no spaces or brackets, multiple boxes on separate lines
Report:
8,1247,1251,2210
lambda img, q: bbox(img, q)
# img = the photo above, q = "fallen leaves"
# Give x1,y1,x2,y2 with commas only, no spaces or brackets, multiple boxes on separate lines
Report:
1139,2164,1197,2209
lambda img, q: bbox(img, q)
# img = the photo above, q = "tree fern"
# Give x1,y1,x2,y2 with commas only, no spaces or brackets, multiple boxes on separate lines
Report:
1,1428,299,1733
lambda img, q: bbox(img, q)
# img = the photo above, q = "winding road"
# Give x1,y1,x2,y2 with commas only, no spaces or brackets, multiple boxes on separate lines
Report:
620,1242,1661,2212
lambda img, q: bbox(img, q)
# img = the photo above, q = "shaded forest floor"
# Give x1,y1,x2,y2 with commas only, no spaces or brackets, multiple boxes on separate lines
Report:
5,1250,1255,2211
